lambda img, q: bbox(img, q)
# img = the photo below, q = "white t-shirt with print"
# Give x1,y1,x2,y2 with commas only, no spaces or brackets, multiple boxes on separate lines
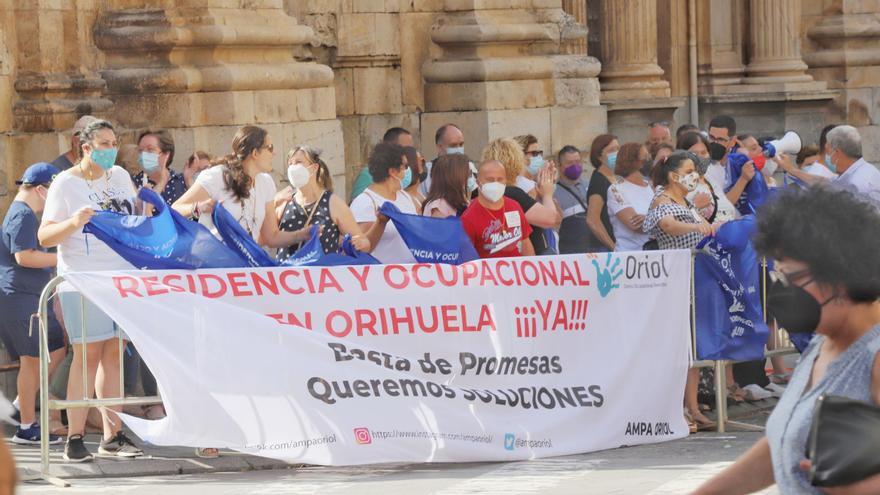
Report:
196,165,277,241
43,166,137,275
350,189,418,264
606,180,653,252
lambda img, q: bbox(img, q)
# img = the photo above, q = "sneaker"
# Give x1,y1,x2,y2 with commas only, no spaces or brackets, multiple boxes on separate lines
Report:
63,434,94,463
742,383,773,401
98,431,143,458
9,406,21,426
11,423,63,445
764,382,787,398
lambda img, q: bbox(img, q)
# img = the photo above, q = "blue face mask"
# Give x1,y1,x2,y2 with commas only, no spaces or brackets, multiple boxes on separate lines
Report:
446,147,465,155
606,151,618,171
91,148,118,171
527,155,544,175
825,153,836,173
467,175,478,194
139,151,160,173
399,167,412,189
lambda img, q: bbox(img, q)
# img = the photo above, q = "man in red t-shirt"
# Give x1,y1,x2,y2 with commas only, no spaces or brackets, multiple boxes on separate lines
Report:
461,160,534,258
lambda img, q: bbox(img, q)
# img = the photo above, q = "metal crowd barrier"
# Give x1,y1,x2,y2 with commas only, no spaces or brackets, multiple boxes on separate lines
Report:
689,256,799,433
32,256,796,484
37,275,161,487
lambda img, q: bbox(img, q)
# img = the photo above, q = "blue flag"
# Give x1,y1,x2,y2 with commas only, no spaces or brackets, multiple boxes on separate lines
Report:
84,188,246,269
317,235,381,266
283,226,380,266
726,153,770,215
282,225,325,266
378,202,478,265
694,216,769,361
212,202,276,268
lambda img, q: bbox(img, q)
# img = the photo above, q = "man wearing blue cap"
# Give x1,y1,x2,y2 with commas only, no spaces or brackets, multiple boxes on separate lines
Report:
0,163,67,445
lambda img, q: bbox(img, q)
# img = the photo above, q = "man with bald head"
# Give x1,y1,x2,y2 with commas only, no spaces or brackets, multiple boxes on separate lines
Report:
420,124,475,196
460,160,534,258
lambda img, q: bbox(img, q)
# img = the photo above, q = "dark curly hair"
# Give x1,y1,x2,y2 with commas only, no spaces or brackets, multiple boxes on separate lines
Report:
754,186,880,303
367,142,406,183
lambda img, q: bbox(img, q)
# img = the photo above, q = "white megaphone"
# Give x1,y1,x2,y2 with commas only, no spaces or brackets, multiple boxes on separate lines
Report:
763,131,802,158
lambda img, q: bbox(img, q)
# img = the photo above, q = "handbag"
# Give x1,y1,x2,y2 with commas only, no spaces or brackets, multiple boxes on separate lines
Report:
806,394,880,487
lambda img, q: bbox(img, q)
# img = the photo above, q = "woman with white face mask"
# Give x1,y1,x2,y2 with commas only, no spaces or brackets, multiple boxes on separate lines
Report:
276,145,369,262
644,150,717,433
644,151,716,250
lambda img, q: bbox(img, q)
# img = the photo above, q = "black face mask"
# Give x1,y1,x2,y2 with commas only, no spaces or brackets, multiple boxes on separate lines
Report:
696,156,710,175
767,279,833,334
418,170,428,184
708,142,727,162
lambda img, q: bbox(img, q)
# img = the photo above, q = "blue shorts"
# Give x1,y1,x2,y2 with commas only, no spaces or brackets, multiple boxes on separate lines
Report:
58,292,127,345
0,304,65,359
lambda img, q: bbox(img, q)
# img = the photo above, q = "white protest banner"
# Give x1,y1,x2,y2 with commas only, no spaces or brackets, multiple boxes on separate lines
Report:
64,250,692,465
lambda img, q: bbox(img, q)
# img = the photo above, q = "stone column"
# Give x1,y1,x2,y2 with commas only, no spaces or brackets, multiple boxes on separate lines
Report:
743,0,815,84
93,1,345,193
696,0,747,94
561,0,588,55
597,0,670,101
421,1,606,157
804,0,880,162
12,2,113,133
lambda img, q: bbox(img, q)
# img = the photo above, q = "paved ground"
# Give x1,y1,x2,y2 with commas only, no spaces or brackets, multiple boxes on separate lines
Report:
16,431,777,494
10,402,779,494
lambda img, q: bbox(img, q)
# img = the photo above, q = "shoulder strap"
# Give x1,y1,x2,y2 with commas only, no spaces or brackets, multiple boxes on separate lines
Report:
556,182,588,212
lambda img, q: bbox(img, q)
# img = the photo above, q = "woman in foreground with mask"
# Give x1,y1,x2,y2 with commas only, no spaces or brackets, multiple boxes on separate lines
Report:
644,150,716,432
276,145,369,263
694,186,880,495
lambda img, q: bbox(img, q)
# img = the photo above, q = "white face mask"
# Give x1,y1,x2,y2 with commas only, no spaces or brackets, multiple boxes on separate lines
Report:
677,171,700,192
480,182,506,203
287,164,311,189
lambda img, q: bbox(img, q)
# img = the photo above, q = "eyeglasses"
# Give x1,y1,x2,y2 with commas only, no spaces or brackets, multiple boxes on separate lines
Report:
525,150,544,157
769,268,812,288
261,144,275,153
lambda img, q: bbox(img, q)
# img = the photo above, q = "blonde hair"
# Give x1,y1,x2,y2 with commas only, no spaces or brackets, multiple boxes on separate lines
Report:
481,138,524,186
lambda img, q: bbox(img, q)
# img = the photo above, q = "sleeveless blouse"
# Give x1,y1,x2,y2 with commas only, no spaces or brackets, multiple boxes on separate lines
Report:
766,324,880,494
276,190,341,261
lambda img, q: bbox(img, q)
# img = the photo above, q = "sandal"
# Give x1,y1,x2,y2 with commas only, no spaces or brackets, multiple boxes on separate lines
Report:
727,383,746,403
196,448,220,459
143,404,166,420
684,412,698,434
769,372,791,385
690,411,716,431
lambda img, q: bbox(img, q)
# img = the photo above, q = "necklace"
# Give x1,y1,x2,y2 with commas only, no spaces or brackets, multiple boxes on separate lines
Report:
238,194,259,238
80,161,109,191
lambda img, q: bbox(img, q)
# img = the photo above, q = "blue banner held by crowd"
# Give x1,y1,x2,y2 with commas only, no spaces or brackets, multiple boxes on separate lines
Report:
212,202,276,268
378,202,478,265
694,215,770,361
84,188,246,270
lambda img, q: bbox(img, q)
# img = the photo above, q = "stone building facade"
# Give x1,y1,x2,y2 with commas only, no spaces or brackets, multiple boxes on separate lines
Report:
0,0,878,217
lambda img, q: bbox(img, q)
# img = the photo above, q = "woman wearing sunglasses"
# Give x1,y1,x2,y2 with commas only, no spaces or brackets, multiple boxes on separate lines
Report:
173,125,310,248
695,186,880,494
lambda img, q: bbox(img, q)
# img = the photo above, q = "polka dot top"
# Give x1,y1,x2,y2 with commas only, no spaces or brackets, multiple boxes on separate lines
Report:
276,190,340,262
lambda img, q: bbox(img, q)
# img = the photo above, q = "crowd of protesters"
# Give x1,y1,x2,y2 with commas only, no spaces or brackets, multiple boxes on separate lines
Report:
0,111,878,468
